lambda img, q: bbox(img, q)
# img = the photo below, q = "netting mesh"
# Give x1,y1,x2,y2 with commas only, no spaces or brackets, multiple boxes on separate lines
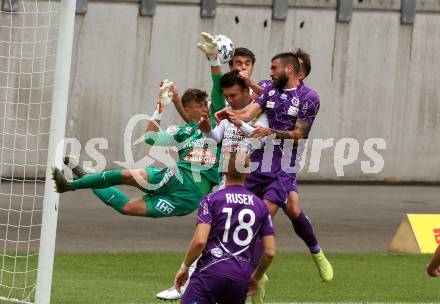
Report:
0,0,59,302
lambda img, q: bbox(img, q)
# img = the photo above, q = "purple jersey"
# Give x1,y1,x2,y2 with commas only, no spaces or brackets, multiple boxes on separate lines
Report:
258,79,272,90
195,185,274,282
252,82,320,176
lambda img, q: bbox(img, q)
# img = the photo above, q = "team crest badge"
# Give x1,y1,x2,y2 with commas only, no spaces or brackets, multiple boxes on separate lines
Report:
166,125,179,136
291,97,300,106
211,247,223,258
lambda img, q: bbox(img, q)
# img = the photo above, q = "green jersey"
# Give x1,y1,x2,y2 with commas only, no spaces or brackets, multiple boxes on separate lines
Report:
144,121,221,185
208,73,226,126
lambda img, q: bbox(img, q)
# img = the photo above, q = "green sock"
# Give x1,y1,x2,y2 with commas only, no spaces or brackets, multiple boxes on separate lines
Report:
71,170,123,190
92,187,129,214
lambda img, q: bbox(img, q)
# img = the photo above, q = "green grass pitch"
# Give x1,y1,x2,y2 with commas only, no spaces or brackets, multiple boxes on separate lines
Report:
44,253,439,303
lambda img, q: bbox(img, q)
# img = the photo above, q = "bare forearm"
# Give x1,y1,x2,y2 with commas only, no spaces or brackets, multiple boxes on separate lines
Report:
253,253,274,280
249,81,263,96
173,97,191,123
272,129,302,143
183,238,205,267
146,120,160,132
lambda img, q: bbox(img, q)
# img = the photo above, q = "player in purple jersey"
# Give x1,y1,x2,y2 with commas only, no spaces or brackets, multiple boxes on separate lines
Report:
218,52,333,283
174,152,276,304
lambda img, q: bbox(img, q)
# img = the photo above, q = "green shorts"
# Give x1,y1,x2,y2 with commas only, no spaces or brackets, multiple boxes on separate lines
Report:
142,167,212,218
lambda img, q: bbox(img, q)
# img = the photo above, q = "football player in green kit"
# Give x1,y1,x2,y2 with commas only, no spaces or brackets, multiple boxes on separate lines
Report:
52,81,220,219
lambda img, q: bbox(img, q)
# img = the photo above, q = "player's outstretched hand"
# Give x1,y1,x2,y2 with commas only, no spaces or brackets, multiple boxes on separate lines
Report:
214,108,230,123
250,126,273,139
197,32,220,67
247,275,259,296
197,32,218,57
198,113,211,133
157,79,174,113
170,85,180,104
174,268,189,293
227,111,243,128
238,70,252,86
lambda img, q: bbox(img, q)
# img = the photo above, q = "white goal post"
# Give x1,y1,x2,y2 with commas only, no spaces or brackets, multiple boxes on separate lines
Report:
0,0,76,303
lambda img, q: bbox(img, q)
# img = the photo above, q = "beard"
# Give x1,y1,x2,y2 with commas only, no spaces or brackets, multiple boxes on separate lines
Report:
274,73,289,92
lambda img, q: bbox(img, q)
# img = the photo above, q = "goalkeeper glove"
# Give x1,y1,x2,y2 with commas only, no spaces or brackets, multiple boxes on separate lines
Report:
197,32,221,67
152,79,173,120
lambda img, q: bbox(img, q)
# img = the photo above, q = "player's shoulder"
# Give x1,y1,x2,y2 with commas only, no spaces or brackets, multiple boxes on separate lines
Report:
258,79,273,90
300,82,320,102
169,122,199,136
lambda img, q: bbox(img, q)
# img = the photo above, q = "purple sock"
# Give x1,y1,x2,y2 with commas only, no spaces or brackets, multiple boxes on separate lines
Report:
291,211,321,254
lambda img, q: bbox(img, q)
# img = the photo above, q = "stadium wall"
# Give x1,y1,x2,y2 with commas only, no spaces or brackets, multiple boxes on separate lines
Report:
2,0,440,182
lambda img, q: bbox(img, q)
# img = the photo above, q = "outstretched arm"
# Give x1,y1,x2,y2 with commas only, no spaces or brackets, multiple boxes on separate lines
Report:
145,79,174,132
216,103,262,123
174,223,211,292
238,70,263,96
171,86,191,123
250,119,311,143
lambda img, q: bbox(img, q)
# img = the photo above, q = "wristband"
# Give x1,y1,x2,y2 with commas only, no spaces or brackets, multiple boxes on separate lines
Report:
180,262,189,272
151,110,162,121
208,54,221,67
239,122,255,136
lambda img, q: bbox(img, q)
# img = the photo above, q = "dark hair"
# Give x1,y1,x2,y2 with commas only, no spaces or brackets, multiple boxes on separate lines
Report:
220,70,248,90
228,47,256,67
294,48,311,77
271,52,300,74
181,89,208,107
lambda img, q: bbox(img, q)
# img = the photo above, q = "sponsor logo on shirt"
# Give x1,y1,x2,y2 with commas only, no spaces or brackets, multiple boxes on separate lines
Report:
211,247,224,258
287,106,298,116
280,93,288,100
266,101,275,108
268,89,276,97
155,199,175,215
184,148,217,165
184,126,192,134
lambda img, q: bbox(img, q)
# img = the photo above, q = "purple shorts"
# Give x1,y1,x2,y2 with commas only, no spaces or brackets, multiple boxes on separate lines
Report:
182,271,248,304
245,172,298,208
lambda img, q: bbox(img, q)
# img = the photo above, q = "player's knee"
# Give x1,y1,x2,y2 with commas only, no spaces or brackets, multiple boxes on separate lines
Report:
121,204,133,215
121,169,147,185
285,203,301,220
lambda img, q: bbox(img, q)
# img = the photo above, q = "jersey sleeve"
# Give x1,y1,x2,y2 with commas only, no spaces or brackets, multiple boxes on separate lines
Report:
253,112,269,128
259,213,275,237
210,73,226,117
297,91,320,125
257,79,272,90
144,125,183,146
205,119,227,143
254,84,271,111
196,195,213,225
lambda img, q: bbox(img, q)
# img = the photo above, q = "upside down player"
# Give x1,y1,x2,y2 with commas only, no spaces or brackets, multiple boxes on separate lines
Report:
174,152,276,304
54,83,220,220
221,52,334,283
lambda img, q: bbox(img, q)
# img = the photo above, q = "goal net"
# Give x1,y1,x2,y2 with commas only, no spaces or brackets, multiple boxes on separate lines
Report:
0,0,74,302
